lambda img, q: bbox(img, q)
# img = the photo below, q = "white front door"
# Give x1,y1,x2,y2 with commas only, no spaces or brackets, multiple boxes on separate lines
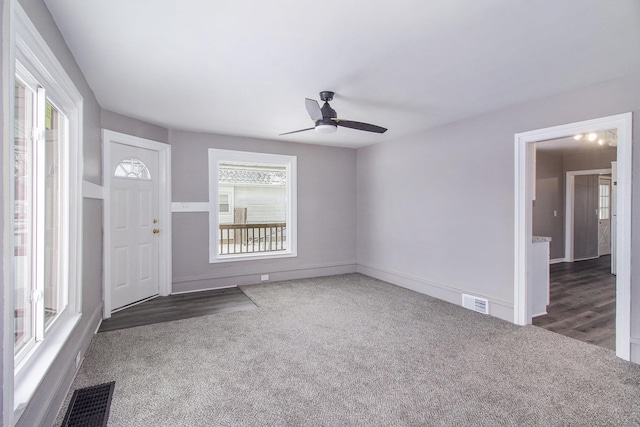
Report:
109,142,160,310
598,176,612,256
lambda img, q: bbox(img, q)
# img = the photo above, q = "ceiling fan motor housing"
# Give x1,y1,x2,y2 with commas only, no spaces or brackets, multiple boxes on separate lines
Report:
319,91,334,102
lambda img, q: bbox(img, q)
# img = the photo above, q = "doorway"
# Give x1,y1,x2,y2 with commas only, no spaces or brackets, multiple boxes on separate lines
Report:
514,113,632,361
102,130,172,318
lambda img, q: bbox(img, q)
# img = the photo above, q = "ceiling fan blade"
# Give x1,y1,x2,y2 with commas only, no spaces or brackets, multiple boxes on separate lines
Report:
334,119,387,134
305,98,323,121
279,127,315,136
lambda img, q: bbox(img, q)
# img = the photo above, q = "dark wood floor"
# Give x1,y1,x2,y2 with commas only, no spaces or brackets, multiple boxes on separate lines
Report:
533,255,615,351
99,287,257,333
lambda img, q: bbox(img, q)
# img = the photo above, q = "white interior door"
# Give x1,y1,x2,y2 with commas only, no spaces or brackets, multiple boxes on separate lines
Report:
109,142,160,310
598,176,612,256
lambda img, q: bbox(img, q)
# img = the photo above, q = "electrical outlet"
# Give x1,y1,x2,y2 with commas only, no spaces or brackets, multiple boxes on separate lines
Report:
75,351,82,369
261,274,269,281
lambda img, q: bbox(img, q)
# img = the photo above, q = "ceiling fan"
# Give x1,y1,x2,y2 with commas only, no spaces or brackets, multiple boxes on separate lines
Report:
280,91,387,135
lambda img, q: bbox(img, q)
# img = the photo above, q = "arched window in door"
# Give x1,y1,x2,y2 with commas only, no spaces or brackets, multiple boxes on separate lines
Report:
114,157,151,179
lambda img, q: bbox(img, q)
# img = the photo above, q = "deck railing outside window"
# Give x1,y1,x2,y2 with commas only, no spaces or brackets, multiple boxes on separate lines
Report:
219,223,286,254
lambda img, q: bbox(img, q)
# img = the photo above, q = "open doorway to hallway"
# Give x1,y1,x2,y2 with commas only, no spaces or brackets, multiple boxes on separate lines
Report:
514,112,632,361
530,131,617,350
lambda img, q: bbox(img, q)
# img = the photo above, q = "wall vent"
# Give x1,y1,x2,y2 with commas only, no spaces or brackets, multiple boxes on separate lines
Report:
462,294,489,314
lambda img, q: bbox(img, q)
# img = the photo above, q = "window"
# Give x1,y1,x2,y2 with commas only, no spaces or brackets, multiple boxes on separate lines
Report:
13,71,69,363
219,193,230,213
114,157,151,179
208,149,297,262
599,182,610,220
9,5,83,418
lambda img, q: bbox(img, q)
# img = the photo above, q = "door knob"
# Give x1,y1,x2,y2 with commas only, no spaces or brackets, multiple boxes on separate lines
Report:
153,228,160,234
153,219,158,224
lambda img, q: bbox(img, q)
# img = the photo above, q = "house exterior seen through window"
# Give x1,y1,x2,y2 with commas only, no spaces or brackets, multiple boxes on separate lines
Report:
208,149,297,262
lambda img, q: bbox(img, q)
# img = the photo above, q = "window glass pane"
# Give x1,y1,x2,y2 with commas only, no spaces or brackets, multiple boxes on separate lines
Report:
114,157,151,179
218,163,287,255
599,183,610,220
14,80,34,354
44,100,66,328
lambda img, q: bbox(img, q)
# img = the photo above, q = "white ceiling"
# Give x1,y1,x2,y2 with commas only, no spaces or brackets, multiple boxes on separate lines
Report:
44,0,640,148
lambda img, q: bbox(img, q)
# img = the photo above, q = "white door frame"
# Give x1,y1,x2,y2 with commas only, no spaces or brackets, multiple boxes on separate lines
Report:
564,168,611,262
102,130,172,318
514,112,632,361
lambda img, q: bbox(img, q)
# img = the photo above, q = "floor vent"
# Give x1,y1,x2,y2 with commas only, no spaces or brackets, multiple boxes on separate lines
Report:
462,294,489,314
62,381,115,427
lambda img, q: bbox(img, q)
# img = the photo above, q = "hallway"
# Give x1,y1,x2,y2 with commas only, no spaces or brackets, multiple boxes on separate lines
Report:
533,255,615,350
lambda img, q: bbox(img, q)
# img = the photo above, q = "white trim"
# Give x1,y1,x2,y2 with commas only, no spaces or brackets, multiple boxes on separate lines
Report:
208,149,298,263
358,263,514,322
514,112,632,362
102,130,172,318
2,0,16,424
549,258,567,265
82,180,104,199
13,313,81,421
564,168,611,262
173,261,356,285
171,202,211,212
172,262,357,293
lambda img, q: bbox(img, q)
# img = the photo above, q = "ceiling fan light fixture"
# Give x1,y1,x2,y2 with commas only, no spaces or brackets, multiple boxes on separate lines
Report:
315,124,337,133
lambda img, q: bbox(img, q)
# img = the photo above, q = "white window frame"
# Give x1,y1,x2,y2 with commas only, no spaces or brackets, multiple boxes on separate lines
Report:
208,149,297,263
5,4,83,422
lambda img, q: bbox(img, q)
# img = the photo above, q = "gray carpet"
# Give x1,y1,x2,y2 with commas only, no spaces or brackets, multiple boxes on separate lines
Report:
56,274,640,426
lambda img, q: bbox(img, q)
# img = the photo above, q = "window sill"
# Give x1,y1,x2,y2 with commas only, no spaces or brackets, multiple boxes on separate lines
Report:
13,312,81,420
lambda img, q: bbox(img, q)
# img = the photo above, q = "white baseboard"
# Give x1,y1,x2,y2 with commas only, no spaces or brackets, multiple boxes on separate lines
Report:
549,258,566,264
172,262,357,293
357,264,513,322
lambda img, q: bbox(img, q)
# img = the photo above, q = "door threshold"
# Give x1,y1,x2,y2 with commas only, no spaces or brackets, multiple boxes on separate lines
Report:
111,294,160,314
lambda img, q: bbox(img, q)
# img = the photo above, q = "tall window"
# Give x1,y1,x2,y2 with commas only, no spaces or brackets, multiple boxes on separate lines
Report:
14,65,70,364
10,5,83,416
208,149,297,262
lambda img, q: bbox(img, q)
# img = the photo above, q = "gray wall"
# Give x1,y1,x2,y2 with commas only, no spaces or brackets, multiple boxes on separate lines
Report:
357,72,640,363
564,148,617,172
533,151,565,259
170,130,358,292
101,109,169,144
9,0,104,425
